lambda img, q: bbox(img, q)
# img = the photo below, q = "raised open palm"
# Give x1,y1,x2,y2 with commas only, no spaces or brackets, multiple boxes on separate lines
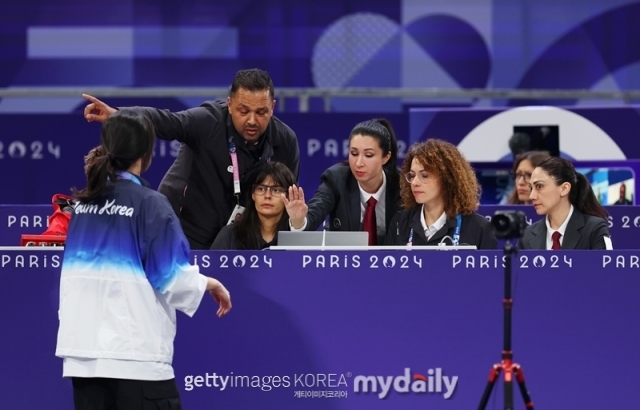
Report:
282,185,308,225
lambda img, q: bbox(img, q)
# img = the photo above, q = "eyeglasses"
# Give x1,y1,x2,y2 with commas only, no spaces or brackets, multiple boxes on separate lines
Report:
512,172,532,182
252,184,286,197
404,172,429,184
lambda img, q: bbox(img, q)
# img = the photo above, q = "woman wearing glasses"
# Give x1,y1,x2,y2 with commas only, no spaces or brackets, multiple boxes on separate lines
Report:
506,151,551,204
211,162,305,249
290,118,402,245
384,139,497,248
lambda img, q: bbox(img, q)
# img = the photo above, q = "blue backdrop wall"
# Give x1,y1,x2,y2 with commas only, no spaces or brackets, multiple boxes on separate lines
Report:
3,0,640,113
3,1,640,203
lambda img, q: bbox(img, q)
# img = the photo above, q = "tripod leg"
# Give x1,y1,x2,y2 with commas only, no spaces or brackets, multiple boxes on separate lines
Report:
477,365,502,410
513,364,534,409
504,357,514,410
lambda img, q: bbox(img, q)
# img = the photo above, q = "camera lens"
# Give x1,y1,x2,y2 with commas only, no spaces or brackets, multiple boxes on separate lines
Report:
494,216,508,230
491,211,526,240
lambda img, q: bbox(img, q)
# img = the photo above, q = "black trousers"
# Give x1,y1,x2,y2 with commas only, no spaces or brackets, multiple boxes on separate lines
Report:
72,377,182,410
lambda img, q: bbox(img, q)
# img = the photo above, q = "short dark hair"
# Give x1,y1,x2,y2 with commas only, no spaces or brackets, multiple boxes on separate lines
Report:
229,69,274,99
508,132,531,157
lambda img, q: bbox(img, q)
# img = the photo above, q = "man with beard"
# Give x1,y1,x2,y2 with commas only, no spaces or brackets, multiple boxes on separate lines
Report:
82,69,300,249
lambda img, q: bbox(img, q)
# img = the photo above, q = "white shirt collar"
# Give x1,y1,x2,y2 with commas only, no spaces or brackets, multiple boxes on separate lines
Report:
545,204,574,247
357,171,386,204
420,205,447,240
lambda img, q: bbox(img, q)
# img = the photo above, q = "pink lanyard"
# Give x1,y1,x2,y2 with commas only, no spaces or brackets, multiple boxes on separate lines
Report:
228,136,241,201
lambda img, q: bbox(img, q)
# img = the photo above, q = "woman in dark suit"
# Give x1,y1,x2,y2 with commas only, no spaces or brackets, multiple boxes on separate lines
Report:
518,157,611,250
384,139,497,249
293,118,401,245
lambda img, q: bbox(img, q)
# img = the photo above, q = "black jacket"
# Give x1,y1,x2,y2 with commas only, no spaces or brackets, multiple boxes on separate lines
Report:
210,224,275,250
384,206,498,249
304,163,402,245
517,209,610,250
124,101,299,249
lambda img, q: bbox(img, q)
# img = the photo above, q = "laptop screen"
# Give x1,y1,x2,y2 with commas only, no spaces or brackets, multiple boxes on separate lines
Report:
277,231,369,247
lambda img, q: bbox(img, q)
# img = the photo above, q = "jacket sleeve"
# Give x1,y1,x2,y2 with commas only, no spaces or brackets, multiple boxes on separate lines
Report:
143,196,207,317
304,170,339,231
589,218,610,250
121,105,220,151
285,131,300,181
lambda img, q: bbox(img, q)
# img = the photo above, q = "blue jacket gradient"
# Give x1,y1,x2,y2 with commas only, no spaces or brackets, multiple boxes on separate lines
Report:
56,176,207,375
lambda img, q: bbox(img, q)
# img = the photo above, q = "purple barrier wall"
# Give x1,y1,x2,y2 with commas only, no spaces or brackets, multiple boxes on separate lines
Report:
1,249,639,409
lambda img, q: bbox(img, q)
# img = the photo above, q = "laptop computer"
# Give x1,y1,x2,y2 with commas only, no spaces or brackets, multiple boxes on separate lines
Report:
276,231,369,247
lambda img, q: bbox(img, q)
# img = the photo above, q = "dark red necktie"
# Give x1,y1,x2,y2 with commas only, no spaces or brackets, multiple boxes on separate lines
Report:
363,197,377,246
551,231,562,250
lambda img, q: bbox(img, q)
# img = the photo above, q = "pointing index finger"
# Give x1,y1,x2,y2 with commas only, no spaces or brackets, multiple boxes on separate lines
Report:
82,94,101,105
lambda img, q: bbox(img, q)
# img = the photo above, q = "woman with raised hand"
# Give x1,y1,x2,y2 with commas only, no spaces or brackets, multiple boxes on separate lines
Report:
384,139,497,249
518,156,611,250
292,118,402,245
56,111,231,410
211,161,306,250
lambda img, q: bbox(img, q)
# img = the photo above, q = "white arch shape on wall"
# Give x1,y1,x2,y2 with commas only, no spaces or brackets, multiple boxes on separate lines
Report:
457,106,626,161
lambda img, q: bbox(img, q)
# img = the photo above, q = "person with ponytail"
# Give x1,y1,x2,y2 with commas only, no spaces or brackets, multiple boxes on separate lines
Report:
56,111,232,410
291,118,402,245
518,157,611,250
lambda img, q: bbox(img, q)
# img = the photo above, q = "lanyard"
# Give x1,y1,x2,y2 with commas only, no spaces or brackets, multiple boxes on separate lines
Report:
228,136,241,201
116,171,142,186
406,214,462,246
452,214,462,246
407,228,414,247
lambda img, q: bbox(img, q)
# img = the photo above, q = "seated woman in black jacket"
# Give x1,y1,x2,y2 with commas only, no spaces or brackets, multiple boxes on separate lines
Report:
211,162,300,250
291,118,402,245
517,157,611,250
384,139,497,249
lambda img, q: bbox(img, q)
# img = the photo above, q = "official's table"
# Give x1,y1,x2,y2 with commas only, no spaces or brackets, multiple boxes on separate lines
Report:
1,248,638,409
4,204,640,248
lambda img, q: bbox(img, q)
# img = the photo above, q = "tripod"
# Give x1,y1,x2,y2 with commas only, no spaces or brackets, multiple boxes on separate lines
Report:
477,242,534,410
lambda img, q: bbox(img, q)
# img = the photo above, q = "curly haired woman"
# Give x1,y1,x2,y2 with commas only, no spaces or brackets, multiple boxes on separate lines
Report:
384,139,497,249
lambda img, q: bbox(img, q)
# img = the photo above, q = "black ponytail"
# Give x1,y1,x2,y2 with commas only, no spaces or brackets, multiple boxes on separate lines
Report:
73,111,155,203
349,118,400,181
572,172,608,220
537,157,608,220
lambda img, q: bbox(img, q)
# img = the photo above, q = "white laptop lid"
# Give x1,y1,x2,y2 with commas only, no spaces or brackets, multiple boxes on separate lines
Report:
277,231,369,247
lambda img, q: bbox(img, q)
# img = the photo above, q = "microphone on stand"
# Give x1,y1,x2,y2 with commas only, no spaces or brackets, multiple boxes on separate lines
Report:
334,218,342,230
321,218,329,248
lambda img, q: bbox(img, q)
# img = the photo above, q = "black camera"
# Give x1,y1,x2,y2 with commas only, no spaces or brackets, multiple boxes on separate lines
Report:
491,210,527,240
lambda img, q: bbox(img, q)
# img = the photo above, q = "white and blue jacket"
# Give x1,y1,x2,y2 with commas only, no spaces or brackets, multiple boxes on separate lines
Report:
55,175,207,371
